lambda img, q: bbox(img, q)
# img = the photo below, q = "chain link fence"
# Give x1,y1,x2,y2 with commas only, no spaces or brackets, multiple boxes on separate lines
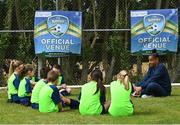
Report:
0,0,180,86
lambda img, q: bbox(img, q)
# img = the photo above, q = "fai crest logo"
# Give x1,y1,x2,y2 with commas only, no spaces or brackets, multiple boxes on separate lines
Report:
144,14,165,36
47,15,69,38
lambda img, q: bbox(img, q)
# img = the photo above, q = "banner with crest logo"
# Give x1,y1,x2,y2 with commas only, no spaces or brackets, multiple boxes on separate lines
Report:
34,11,82,57
131,9,178,55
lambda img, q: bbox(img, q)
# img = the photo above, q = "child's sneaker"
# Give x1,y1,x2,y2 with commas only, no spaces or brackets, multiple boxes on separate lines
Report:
141,94,153,98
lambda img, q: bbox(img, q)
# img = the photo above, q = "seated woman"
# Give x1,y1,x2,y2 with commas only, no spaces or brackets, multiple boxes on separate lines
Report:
79,69,110,115
133,53,171,98
108,70,134,116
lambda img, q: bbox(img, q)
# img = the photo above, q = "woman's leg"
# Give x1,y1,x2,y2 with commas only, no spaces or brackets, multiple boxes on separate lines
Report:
145,82,168,97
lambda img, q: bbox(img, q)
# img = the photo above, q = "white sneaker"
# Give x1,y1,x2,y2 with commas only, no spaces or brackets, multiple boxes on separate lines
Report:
141,94,153,98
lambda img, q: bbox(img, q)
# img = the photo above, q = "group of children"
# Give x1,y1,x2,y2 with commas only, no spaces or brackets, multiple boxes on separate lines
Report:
7,60,134,116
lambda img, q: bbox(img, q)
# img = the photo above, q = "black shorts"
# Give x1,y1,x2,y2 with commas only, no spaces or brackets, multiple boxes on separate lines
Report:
69,99,79,109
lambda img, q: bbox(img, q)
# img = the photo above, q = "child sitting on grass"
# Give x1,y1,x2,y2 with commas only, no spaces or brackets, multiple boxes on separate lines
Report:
18,64,34,106
31,67,50,109
108,70,134,116
7,60,24,103
39,70,79,113
79,69,110,115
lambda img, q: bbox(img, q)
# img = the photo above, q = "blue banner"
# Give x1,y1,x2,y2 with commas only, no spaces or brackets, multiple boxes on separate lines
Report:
131,9,178,55
34,11,82,56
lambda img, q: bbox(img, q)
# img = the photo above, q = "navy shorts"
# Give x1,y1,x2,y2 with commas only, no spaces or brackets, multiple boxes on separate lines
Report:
10,94,20,103
19,96,31,106
31,103,39,109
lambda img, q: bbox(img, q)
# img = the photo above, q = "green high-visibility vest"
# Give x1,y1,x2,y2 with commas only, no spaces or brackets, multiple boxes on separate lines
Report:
7,73,19,99
108,80,134,116
39,83,59,113
18,77,31,98
57,76,62,86
79,81,102,115
31,79,47,104
31,76,35,82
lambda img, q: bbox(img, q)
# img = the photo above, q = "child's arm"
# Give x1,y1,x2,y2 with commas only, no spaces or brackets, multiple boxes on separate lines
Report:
8,60,14,77
30,80,36,87
123,75,130,90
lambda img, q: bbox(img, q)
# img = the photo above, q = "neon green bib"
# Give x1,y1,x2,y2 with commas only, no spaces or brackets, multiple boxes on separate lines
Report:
31,76,35,82
7,73,18,99
79,81,102,115
31,79,46,104
57,76,62,86
108,80,133,116
39,83,59,113
18,77,31,98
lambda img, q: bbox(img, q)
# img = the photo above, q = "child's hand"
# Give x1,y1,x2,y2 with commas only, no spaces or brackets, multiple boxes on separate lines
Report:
30,80,36,86
61,84,67,89
120,70,127,76
135,86,142,93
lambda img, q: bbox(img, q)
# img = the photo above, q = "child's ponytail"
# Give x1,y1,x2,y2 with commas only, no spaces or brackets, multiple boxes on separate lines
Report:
91,69,105,95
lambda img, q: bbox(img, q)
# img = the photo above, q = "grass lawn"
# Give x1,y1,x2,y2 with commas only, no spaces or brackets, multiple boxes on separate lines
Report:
0,87,180,124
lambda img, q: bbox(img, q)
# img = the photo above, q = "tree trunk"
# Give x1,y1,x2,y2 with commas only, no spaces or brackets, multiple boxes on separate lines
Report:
137,55,142,80
115,0,119,22
78,0,82,11
124,0,129,50
39,0,43,10
106,56,115,84
90,0,98,49
59,0,65,10
156,0,162,9
102,9,111,83
15,0,23,30
164,0,169,8
81,59,89,84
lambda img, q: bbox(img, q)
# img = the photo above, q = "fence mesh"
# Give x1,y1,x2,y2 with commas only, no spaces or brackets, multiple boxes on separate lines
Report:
0,0,180,86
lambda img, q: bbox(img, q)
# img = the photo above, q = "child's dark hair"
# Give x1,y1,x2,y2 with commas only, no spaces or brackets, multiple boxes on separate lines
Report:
90,69,105,95
40,67,50,79
47,70,59,82
23,64,34,75
53,64,63,74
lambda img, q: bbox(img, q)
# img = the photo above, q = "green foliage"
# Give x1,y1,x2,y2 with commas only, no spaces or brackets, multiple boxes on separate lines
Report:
108,34,131,74
108,20,131,75
15,34,35,63
0,33,11,63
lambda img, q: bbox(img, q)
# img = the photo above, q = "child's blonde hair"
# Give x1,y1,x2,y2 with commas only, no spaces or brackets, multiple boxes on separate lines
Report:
8,60,23,77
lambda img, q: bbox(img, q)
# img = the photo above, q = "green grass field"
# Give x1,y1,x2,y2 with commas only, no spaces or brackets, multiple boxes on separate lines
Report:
1,87,180,124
